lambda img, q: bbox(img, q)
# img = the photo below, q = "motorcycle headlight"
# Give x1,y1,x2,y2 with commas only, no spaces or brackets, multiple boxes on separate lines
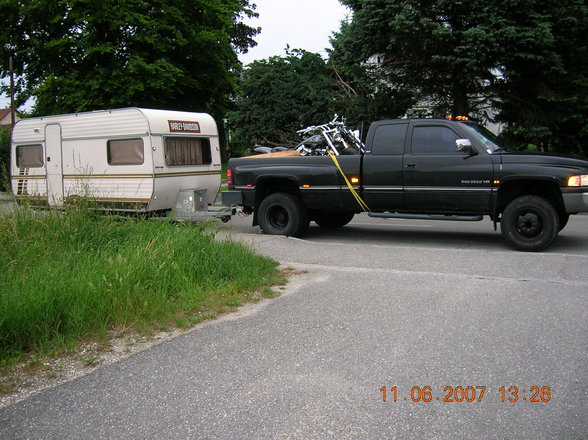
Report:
567,175,588,187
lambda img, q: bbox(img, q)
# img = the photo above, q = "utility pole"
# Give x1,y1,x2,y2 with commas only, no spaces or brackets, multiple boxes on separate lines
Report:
9,56,16,129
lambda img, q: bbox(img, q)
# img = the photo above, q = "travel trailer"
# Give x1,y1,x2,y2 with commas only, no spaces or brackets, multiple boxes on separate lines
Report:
11,108,222,212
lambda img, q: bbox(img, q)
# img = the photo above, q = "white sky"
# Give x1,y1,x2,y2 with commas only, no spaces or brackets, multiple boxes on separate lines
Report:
0,90,11,110
1,0,350,110
239,0,350,65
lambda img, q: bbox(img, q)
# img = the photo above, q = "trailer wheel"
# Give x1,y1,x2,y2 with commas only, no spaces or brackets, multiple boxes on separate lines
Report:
501,195,559,251
258,193,309,237
314,211,355,228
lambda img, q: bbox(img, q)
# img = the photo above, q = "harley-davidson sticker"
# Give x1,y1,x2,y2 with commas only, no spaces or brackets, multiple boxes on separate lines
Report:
168,120,201,133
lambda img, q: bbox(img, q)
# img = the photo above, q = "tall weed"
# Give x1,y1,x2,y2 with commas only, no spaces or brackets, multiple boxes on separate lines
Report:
0,207,279,359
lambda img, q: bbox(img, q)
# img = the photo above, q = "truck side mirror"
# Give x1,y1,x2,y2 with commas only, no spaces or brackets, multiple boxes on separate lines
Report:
456,139,477,156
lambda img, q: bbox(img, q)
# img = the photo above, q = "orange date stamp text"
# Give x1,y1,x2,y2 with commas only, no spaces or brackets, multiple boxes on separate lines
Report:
379,386,551,403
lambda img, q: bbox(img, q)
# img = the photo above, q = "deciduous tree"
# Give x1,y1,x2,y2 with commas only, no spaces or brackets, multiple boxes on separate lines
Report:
0,0,259,116
228,49,335,153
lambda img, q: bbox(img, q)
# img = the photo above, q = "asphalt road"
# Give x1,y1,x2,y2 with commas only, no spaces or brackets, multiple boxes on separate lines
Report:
1,214,587,439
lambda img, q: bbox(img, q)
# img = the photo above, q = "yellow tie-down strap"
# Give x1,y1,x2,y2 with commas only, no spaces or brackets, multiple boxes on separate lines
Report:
328,151,370,212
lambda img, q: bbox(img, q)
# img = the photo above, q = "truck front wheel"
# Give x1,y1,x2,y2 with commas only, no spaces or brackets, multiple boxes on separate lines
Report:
314,211,355,228
258,193,309,237
501,195,560,251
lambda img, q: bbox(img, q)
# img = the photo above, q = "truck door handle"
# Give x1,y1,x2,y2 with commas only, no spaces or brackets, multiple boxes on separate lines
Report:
405,163,416,168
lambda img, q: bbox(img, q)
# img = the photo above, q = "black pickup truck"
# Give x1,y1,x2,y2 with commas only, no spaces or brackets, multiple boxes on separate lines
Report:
223,118,588,251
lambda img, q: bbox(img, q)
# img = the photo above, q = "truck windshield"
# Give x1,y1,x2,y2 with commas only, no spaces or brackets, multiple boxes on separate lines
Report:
461,122,508,154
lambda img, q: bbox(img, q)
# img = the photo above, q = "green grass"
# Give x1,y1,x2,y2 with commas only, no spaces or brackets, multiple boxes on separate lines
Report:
0,205,281,362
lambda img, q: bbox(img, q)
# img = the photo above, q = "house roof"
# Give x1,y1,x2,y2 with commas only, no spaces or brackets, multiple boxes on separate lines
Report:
0,108,19,126
0,108,11,120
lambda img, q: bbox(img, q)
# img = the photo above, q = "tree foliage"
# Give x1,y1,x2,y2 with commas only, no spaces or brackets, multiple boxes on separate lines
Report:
228,41,416,155
338,0,504,117
338,0,588,155
228,49,335,153
329,20,417,130
0,0,259,116
494,0,588,155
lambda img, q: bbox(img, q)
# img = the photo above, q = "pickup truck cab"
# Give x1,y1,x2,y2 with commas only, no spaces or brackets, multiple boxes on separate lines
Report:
223,118,588,251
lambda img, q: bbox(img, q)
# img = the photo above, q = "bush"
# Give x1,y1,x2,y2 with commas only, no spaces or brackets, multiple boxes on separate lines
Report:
0,129,10,191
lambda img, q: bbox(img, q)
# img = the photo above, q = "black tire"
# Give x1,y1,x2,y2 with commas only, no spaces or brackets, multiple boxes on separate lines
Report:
501,195,560,251
314,211,355,228
258,193,309,237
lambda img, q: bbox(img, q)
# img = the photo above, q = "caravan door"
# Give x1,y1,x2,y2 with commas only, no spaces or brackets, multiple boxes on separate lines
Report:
45,124,64,205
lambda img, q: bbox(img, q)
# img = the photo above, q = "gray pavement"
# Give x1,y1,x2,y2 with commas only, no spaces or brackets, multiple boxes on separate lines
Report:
0,213,587,439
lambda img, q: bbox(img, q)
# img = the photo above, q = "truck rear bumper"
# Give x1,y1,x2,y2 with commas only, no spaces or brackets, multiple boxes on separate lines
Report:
563,192,588,213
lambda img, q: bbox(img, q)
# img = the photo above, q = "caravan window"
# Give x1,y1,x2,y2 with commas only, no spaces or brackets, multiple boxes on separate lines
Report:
164,137,212,166
107,139,144,165
16,145,44,168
